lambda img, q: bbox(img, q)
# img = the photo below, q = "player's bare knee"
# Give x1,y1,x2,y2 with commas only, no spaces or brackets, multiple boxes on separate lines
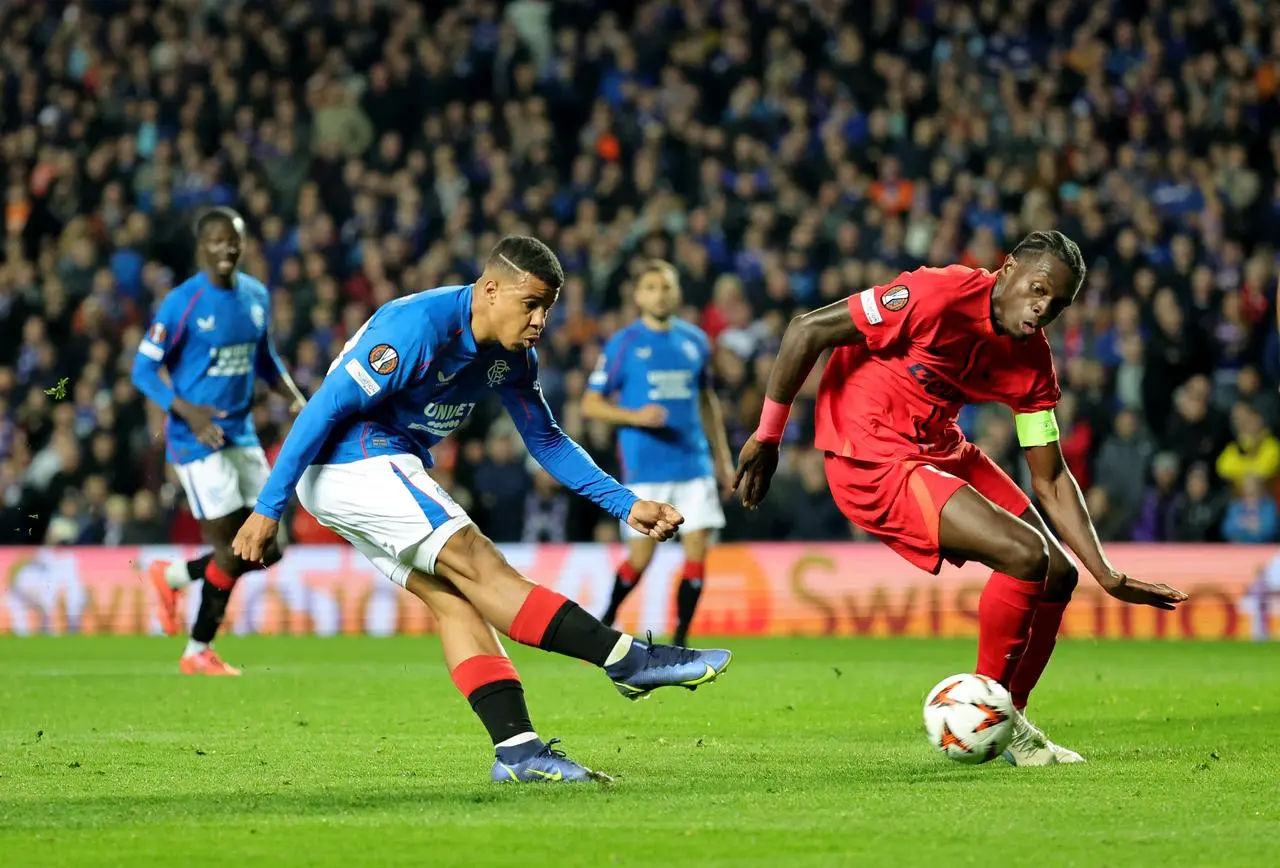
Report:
1003,528,1050,583
452,525,519,585
1044,557,1079,601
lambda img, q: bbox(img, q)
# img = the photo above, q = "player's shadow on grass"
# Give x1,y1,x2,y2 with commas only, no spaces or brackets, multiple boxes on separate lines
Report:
3,783,603,829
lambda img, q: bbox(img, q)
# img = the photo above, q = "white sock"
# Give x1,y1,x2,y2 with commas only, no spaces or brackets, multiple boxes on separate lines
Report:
495,731,539,750
184,640,209,657
165,561,193,590
603,634,634,668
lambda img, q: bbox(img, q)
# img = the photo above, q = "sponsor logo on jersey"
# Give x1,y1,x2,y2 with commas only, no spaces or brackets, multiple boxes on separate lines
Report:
206,343,255,377
368,344,399,375
149,323,167,344
437,369,457,384
408,401,477,436
196,315,216,332
881,285,910,312
486,359,510,387
636,346,652,359
646,370,695,401
344,358,381,396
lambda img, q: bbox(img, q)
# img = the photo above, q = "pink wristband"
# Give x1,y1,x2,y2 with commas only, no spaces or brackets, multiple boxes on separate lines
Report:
755,397,792,444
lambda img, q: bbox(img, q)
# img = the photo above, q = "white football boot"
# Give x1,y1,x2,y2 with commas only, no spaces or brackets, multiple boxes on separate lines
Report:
1002,710,1086,766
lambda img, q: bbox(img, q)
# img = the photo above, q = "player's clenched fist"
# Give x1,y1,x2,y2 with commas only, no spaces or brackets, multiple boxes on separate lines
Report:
627,500,684,541
734,435,779,509
232,512,280,564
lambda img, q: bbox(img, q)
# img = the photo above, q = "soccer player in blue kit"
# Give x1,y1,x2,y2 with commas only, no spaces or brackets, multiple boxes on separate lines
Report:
231,236,733,783
582,260,734,645
132,208,306,675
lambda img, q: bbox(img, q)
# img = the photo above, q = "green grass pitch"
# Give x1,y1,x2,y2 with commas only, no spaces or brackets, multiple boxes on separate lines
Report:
1,636,1277,867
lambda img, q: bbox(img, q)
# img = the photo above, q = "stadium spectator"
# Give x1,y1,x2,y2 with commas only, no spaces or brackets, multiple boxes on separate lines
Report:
1216,401,1280,492
2,0,1279,544
1222,475,1280,544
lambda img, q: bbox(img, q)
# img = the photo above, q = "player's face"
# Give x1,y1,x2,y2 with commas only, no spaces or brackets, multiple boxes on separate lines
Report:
201,220,244,280
486,273,558,351
995,253,1076,339
634,269,681,321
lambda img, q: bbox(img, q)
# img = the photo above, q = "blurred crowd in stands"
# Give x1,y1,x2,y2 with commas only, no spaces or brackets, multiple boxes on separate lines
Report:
3,0,1280,547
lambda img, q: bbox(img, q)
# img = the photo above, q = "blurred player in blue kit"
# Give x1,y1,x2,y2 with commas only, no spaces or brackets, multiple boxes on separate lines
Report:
132,208,306,675
583,261,734,645
231,236,733,783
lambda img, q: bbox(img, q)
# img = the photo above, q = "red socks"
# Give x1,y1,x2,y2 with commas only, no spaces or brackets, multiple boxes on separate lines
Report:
1010,601,1069,710
508,585,569,646
617,561,641,587
203,559,236,591
451,654,521,695
508,584,622,666
450,655,532,746
975,571,1044,686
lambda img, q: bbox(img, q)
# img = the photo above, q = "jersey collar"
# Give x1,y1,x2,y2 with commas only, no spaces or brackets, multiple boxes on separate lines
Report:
458,284,479,354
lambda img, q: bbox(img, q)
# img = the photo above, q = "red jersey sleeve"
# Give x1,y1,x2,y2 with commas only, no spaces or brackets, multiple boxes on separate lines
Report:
1007,333,1061,414
846,267,962,353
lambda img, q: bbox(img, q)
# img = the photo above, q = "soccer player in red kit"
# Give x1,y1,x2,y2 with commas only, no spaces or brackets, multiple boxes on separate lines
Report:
735,231,1188,765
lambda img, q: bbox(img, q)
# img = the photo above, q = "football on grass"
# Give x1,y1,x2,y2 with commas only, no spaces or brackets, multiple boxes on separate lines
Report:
923,673,1015,765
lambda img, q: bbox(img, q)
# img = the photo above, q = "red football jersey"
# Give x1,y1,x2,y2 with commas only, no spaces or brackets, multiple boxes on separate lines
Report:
814,265,1060,461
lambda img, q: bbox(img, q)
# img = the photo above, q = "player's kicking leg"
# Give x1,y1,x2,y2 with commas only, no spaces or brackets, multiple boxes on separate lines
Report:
403,571,607,783
433,525,731,701
937,485,1084,766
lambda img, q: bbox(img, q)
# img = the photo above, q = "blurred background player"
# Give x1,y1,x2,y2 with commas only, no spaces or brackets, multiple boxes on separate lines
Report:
231,236,733,782
735,231,1188,765
583,260,734,644
131,208,305,675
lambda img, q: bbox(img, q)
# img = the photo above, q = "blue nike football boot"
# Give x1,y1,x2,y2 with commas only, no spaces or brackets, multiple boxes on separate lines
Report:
605,634,733,701
491,738,611,783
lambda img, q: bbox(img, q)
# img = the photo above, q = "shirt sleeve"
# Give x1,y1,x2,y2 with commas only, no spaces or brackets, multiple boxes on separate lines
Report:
1008,334,1061,415
254,315,432,520
130,291,187,412
846,268,949,353
500,351,638,522
585,332,626,395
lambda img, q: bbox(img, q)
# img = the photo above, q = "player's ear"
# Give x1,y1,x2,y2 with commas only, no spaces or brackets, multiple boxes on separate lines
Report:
1000,253,1017,276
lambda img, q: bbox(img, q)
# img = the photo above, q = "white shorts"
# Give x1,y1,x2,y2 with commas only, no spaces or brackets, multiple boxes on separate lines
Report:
174,446,271,521
296,454,473,587
622,476,725,540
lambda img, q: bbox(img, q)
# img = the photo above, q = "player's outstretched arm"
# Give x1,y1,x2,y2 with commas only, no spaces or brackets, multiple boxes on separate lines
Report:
500,373,682,541
1024,440,1188,610
735,299,864,508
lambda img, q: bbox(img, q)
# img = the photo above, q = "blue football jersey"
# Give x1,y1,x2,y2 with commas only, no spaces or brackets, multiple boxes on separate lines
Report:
587,319,714,484
255,284,637,523
132,272,285,464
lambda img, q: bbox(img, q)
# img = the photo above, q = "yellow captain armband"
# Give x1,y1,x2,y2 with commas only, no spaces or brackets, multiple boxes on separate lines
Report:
1014,409,1060,448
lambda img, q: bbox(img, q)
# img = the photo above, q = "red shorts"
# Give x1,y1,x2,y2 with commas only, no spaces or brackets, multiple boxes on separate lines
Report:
824,442,1031,575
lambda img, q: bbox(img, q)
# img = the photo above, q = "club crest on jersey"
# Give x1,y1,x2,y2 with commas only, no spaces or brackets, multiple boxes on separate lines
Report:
881,285,910,312
251,304,265,329
486,359,510,387
148,322,167,344
368,344,399,375
682,340,699,361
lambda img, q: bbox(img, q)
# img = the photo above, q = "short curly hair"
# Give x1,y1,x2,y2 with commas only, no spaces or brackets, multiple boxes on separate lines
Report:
1011,230,1086,297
